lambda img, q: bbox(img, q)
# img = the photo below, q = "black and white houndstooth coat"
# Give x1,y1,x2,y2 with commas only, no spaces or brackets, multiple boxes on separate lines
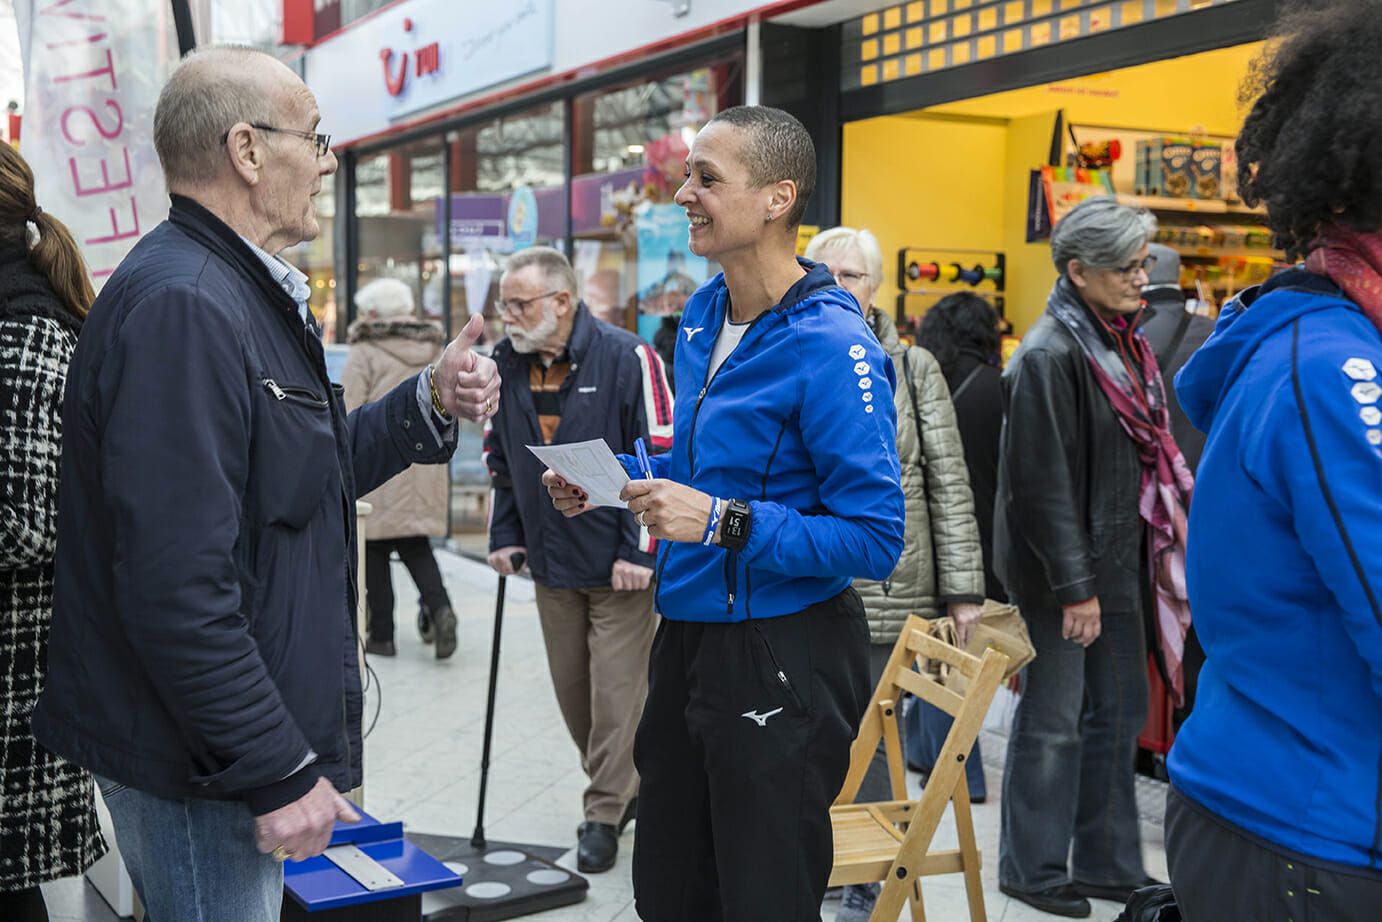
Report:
0,245,105,889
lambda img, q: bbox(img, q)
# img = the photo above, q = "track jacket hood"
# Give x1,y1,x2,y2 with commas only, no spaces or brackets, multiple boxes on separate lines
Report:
621,260,905,623
1169,268,1382,870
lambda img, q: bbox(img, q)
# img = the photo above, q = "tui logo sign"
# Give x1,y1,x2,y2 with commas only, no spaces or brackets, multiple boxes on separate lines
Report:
380,18,441,98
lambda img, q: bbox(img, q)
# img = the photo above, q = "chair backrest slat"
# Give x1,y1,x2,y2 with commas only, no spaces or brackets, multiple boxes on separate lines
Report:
892,664,965,718
906,626,981,680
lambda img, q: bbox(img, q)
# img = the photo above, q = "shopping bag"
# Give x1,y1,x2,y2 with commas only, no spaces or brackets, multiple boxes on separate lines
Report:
925,600,1036,693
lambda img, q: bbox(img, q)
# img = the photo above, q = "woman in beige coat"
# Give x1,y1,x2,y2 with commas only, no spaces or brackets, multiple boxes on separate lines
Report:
806,227,985,921
343,279,457,659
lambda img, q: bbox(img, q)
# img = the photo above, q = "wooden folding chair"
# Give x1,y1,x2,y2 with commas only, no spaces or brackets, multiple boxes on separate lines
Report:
830,615,1010,922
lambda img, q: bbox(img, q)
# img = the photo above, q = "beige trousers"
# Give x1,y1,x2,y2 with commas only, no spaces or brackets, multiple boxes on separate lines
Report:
533,582,657,825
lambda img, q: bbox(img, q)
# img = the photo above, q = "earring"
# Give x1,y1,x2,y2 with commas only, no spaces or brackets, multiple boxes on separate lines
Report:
764,212,774,223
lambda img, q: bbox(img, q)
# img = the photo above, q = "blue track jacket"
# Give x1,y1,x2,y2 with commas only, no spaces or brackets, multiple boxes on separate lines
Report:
1169,269,1382,870
618,260,905,623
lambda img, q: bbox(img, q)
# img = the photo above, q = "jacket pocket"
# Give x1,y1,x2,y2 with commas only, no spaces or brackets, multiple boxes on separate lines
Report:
249,376,336,529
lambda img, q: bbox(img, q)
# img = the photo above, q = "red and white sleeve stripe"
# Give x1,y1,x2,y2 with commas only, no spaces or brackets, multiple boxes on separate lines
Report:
635,342,674,452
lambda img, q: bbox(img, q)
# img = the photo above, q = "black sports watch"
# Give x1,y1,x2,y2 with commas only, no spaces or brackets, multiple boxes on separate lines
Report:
719,499,753,551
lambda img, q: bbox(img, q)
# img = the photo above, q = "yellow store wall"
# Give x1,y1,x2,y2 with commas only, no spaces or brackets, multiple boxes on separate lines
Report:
841,114,1008,316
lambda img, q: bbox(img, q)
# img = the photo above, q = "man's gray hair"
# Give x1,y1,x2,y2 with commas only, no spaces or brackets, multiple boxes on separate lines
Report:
1050,196,1157,275
502,246,579,298
154,45,280,187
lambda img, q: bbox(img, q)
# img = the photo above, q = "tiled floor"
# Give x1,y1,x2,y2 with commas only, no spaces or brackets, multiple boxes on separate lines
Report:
44,550,1167,921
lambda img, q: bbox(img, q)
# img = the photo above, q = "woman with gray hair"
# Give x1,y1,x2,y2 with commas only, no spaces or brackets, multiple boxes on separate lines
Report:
805,226,985,920
994,196,1191,917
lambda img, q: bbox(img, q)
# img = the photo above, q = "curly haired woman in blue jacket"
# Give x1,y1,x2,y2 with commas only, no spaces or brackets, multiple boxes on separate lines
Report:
546,106,905,920
1166,4,1382,918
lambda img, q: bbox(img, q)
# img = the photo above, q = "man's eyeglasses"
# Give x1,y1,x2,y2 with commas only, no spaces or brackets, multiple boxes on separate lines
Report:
221,123,332,157
495,290,560,317
1114,255,1158,280
834,270,871,285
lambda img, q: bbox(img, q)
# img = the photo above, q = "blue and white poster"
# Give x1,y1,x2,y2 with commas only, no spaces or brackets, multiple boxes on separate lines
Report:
635,203,708,343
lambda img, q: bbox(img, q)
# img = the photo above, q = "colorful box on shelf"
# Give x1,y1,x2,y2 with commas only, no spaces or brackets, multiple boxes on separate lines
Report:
1135,138,1223,199
282,809,461,918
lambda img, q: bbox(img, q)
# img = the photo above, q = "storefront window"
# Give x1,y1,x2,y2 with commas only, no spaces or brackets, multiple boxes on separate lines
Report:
353,136,448,332
443,101,567,348
570,61,742,376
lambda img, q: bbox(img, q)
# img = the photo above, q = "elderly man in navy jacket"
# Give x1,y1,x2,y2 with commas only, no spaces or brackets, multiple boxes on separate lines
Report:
484,246,673,873
31,46,499,922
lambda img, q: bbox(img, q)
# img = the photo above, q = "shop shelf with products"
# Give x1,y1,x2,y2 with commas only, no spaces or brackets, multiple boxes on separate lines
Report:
894,247,1006,339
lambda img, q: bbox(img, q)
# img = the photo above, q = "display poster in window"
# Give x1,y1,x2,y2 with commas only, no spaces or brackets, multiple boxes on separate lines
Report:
635,203,708,344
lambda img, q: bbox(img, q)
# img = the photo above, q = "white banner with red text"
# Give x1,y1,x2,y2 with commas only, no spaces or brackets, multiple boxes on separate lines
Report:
16,0,180,286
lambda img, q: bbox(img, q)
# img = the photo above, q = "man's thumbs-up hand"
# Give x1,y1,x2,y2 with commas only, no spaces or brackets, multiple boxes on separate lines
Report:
433,313,501,423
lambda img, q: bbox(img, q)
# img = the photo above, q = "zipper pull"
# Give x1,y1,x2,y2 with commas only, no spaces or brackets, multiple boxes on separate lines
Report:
726,592,735,614
698,386,707,400
777,669,792,689
263,378,287,401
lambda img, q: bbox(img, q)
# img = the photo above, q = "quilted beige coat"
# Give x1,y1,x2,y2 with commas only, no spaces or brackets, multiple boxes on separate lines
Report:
342,318,448,540
854,309,984,643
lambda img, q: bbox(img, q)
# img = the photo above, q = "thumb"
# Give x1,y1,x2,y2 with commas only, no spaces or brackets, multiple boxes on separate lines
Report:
334,793,362,824
456,312,485,350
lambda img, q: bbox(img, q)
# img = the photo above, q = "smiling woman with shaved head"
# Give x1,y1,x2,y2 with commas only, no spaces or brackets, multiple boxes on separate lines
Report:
29,44,501,922
543,105,905,920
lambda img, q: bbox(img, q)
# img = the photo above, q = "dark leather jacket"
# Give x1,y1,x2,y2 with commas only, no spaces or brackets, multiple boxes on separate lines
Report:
993,282,1146,613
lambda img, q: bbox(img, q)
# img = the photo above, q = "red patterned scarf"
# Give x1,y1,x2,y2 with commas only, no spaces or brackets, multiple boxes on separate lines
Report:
1047,279,1195,705
1305,224,1382,335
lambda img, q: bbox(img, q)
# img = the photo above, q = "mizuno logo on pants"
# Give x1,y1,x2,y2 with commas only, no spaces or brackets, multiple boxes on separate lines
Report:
741,707,784,727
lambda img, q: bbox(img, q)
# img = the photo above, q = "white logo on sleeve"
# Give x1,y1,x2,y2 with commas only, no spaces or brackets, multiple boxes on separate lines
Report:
862,392,873,403
858,377,872,391
853,361,870,376
865,405,875,414
741,707,784,727
1343,358,1378,381
849,344,866,360
1368,430,1382,447
1362,407,1382,426
1351,381,1382,405
684,326,705,342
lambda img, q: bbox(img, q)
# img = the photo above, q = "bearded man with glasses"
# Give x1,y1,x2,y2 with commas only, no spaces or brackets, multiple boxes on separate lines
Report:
483,245,673,874
32,46,500,922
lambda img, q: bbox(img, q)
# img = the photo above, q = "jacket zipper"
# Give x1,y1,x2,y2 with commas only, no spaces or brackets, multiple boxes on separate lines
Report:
724,550,737,615
262,377,328,409
753,623,805,712
746,419,791,621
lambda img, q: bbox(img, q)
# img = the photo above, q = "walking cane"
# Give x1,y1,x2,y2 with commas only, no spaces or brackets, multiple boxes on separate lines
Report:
471,551,524,849
408,551,587,919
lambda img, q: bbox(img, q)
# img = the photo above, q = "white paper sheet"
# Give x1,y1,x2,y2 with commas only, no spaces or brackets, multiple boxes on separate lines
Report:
527,439,631,508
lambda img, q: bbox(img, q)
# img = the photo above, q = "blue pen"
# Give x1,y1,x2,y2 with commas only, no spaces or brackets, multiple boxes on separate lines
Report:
634,437,653,480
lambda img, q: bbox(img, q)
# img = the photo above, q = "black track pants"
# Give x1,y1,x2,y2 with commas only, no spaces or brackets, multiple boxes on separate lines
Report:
1166,786,1382,922
632,588,872,922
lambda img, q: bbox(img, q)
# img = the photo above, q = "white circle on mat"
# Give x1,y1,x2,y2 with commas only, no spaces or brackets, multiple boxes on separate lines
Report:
443,861,469,876
483,850,526,866
465,881,512,899
527,868,571,886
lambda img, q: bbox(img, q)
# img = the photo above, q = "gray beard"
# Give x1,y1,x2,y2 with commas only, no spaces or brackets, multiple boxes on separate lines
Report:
507,306,559,354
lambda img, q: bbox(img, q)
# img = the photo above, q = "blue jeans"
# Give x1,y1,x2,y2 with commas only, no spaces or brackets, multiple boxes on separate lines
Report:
94,776,282,922
904,696,987,800
998,605,1149,893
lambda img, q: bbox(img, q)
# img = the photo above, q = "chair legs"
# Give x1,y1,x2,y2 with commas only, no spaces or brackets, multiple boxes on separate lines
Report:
952,781,987,922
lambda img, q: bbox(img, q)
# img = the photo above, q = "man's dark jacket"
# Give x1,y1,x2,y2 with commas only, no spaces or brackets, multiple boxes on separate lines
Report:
32,196,455,815
993,287,1146,613
1138,288,1213,471
485,302,669,587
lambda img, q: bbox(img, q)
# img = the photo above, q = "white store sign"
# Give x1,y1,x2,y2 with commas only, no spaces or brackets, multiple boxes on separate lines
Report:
305,0,555,146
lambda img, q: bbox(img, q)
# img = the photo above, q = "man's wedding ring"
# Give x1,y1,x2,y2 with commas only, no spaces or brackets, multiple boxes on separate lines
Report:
272,845,295,862
483,398,495,416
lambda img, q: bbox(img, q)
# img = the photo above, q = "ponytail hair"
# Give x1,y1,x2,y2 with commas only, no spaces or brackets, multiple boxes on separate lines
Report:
0,144,95,319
